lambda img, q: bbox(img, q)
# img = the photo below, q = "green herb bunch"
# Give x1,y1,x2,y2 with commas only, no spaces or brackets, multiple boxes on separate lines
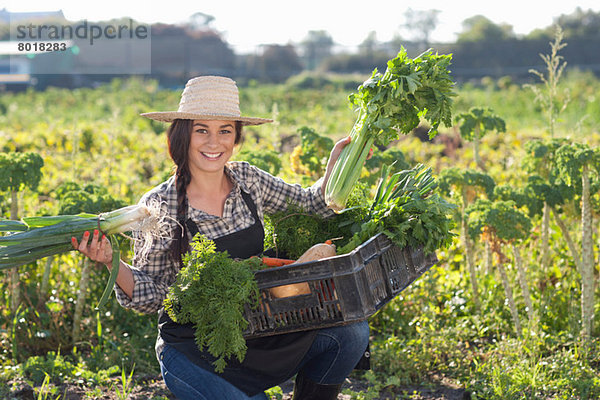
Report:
265,183,369,259
163,235,263,372
339,164,456,255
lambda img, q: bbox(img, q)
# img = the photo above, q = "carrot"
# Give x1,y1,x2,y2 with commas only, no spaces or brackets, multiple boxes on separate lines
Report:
324,239,333,245
261,257,296,267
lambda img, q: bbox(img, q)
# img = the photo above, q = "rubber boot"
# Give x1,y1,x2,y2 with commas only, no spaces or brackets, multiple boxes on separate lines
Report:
292,372,342,400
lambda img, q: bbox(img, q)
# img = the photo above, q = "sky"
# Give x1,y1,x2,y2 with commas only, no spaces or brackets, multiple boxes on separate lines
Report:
4,0,600,53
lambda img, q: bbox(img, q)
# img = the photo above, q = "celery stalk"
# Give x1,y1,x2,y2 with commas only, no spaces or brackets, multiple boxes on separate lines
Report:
323,47,456,212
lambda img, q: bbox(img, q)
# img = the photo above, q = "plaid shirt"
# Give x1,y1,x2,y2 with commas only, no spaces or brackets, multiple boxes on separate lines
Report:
114,161,334,314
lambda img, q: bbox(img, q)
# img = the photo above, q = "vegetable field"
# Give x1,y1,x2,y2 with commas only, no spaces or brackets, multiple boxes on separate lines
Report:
2,37,600,399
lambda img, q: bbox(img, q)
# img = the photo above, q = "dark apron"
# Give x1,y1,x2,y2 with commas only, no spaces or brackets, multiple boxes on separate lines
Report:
157,190,317,396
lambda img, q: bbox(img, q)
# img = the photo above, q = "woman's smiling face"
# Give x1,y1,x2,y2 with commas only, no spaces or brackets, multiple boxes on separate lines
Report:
187,119,237,175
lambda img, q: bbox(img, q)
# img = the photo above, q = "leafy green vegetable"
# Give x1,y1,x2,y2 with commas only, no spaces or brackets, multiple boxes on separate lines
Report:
455,107,506,142
338,164,456,255
466,199,532,243
0,152,44,193
163,235,263,373
235,150,282,176
268,163,455,258
289,126,334,178
455,107,505,169
265,183,369,259
364,147,410,186
324,47,456,211
493,184,543,218
437,167,496,202
56,181,127,215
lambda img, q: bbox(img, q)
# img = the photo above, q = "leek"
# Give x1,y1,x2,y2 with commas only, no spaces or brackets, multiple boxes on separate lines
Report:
0,204,168,308
325,47,456,212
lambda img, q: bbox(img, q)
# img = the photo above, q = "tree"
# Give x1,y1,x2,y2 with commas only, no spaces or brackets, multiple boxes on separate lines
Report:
401,8,440,50
188,12,215,31
555,8,600,38
300,30,334,70
457,15,515,43
358,31,378,57
256,44,303,83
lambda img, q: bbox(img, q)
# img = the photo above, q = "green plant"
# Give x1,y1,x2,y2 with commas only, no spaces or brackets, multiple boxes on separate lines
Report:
264,385,284,400
113,363,135,400
455,107,506,170
49,181,128,344
339,163,456,255
438,167,495,309
466,199,532,336
235,149,282,176
0,151,44,313
364,147,410,186
525,26,570,138
289,126,334,178
163,235,263,372
522,138,574,275
553,142,600,340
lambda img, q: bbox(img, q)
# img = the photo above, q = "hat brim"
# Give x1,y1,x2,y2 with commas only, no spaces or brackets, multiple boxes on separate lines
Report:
140,111,272,126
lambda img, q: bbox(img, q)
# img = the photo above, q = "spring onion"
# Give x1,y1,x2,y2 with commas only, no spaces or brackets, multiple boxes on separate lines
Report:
0,203,168,308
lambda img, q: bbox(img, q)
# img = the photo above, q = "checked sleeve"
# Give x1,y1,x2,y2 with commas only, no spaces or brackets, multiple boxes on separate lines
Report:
113,188,179,314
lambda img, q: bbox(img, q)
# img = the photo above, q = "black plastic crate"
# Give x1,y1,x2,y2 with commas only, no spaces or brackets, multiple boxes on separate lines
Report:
243,233,438,339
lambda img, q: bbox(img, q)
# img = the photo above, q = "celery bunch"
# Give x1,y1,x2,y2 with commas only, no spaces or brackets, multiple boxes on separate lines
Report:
325,47,456,211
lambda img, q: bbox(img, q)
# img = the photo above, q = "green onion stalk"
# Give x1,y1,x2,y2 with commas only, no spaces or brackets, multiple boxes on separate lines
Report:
0,203,168,308
325,47,456,212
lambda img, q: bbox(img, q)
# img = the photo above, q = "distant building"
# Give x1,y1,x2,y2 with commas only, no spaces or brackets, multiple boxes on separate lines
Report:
0,8,65,24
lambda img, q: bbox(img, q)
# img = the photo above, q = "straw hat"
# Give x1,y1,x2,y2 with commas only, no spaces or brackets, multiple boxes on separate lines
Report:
141,76,273,125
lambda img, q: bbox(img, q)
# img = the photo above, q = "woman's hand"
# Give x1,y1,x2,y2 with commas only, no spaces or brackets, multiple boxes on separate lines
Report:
321,135,372,195
71,229,113,267
72,230,135,299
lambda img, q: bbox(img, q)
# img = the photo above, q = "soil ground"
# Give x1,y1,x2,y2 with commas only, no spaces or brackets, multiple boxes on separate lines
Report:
6,374,469,400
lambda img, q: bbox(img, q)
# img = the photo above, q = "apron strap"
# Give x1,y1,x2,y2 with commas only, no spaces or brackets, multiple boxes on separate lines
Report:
185,218,200,238
240,190,260,223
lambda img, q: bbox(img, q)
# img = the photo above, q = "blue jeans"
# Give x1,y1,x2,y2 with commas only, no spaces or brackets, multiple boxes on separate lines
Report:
159,321,369,400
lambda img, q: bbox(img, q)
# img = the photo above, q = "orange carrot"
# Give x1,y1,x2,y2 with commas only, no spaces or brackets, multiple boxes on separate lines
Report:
261,257,296,267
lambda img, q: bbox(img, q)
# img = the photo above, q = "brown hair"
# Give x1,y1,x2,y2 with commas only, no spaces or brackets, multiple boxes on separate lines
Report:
167,119,243,266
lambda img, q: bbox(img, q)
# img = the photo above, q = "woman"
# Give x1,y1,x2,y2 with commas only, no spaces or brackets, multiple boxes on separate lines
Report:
72,76,370,400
